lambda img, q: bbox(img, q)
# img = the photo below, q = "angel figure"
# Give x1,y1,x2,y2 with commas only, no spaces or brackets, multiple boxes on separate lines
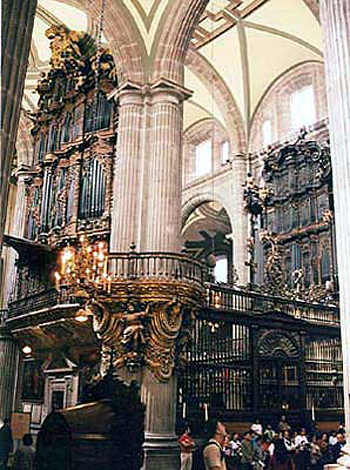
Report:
121,302,151,351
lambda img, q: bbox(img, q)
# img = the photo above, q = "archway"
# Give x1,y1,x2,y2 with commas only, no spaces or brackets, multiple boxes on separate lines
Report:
182,199,234,284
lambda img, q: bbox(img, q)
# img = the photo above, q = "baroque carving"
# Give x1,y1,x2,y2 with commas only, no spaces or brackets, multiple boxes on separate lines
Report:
259,230,284,291
84,295,196,382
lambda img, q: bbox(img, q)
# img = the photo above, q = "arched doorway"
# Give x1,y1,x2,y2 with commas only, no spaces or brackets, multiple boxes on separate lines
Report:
257,331,301,414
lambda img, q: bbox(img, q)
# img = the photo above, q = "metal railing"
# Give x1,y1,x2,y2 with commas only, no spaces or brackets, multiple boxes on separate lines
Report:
108,251,206,287
206,284,340,325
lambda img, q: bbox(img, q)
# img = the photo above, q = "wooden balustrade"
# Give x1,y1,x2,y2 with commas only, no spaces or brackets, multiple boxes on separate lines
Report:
206,284,340,325
108,251,206,287
7,252,339,326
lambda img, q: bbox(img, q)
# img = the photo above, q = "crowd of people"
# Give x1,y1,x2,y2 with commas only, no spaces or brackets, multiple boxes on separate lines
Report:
179,417,347,470
0,418,35,470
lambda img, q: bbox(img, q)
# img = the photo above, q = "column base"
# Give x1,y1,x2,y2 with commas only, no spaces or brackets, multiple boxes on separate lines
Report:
142,433,180,470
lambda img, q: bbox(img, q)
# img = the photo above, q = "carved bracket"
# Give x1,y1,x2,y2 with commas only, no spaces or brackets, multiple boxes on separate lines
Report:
83,294,196,382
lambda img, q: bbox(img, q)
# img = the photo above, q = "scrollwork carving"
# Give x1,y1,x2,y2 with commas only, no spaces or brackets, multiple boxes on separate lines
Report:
85,295,194,382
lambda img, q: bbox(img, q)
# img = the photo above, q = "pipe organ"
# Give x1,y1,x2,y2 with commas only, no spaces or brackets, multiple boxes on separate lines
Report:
24,26,117,247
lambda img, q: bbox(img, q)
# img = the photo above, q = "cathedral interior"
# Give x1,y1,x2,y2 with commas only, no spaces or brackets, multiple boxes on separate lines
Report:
1,1,350,469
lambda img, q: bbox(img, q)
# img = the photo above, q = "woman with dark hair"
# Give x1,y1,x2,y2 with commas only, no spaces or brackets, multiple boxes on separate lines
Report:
179,425,196,470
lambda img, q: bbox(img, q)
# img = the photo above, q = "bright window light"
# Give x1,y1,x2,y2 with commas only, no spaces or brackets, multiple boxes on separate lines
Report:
214,256,228,283
262,119,272,146
290,85,316,130
221,140,229,163
195,140,212,177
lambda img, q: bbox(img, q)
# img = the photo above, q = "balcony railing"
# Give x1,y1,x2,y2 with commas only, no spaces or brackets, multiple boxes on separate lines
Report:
7,252,339,326
206,284,340,325
108,251,206,288
7,287,76,319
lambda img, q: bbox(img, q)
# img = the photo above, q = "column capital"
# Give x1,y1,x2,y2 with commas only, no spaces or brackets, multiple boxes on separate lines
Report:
108,81,144,106
149,78,193,103
108,78,193,106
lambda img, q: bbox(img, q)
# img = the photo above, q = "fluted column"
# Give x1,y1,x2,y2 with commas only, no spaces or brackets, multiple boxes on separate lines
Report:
145,83,191,252
1,167,31,307
110,88,144,252
320,0,350,438
0,0,37,254
231,155,249,284
0,324,18,420
140,370,178,469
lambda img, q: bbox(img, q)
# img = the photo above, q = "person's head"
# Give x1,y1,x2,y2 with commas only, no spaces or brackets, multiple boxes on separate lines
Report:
300,428,306,436
254,418,260,424
267,424,272,430
183,425,191,435
312,435,317,443
283,430,290,439
23,434,33,447
337,433,344,443
207,420,227,446
233,432,239,440
281,415,286,422
321,433,328,441
244,431,252,441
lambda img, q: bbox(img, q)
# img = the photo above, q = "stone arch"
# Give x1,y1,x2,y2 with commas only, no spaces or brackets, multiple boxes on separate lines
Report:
151,0,209,84
257,330,300,358
181,192,232,230
93,0,148,84
302,0,320,22
249,60,326,154
183,117,230,184
186,46,247,153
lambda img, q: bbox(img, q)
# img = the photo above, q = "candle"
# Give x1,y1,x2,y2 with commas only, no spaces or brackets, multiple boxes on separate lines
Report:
204,403,209,422
311,403,315,421
182,402,186,419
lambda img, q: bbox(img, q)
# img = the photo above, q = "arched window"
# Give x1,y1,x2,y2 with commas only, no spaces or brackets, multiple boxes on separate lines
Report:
214,255,228,283
195,139,212,177
221,140,229,164
262,119,272,146
290,85,316,130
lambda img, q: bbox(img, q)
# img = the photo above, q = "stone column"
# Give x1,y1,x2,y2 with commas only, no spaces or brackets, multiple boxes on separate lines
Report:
140,369,179,469
1,167,30,306
0,323,18,420
231,155,249,284
320,0,350,438
110,87,144,252
145,82,191,252
0,0,37,254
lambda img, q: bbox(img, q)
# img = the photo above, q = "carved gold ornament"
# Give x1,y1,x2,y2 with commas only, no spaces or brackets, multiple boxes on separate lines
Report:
82,296,195,382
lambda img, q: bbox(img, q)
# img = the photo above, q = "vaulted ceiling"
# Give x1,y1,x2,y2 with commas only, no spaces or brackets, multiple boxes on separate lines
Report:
23,0,322,149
